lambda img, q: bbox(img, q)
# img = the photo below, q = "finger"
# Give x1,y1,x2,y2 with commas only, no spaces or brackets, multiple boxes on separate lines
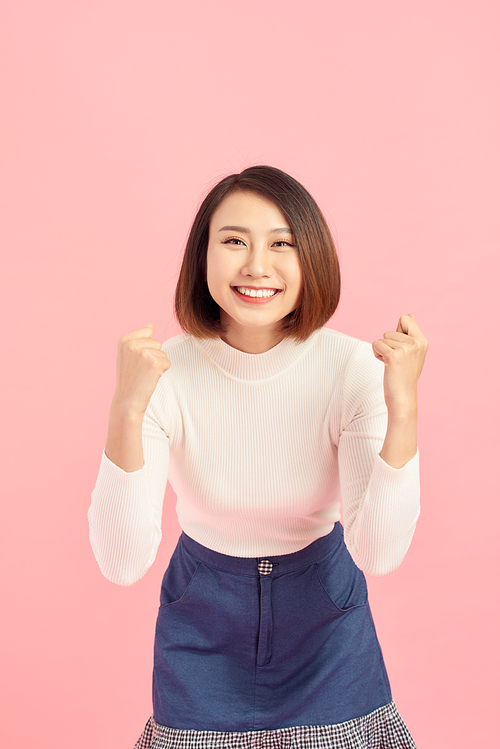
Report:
396,314,412,334
383,331,411,344
147,349,172,373
129,337,163,350
120,324,156,343
390,315,429,357
150,349,171,364
398,314,416,333
404,315,428,345
376,338,403,352
396,313,422,337
372,339,394,361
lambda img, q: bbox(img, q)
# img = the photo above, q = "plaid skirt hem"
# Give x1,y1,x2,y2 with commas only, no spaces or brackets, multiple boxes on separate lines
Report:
133,701,416,749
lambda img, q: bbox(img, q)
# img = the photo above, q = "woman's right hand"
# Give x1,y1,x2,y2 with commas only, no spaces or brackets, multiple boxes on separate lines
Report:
112,323,171,416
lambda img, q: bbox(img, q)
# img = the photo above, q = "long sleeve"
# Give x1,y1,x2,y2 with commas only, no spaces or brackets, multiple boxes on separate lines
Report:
338,342,421,577
89,329,422,577
88,382,170,586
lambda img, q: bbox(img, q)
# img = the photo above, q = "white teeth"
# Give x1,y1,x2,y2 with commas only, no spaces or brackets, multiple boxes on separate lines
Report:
236,287,278,298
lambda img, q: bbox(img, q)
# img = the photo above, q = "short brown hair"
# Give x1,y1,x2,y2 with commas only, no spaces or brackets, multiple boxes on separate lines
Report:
175,165,341,342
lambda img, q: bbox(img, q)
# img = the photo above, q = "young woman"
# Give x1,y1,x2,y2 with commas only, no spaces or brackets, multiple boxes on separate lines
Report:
89,165,428,749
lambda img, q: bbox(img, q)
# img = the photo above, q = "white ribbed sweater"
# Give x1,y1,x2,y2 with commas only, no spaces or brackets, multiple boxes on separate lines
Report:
89,327,420,585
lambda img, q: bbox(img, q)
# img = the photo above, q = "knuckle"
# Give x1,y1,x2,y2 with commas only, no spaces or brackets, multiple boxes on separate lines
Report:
126,340,139,354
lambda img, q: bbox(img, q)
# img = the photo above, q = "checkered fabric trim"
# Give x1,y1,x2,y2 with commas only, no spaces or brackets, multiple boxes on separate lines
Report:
257,560,273,575
134,716,156,749
133,701,416,749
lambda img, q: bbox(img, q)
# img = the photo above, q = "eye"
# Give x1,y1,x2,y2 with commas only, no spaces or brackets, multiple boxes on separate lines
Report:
222,237,246,246
272,240,295,249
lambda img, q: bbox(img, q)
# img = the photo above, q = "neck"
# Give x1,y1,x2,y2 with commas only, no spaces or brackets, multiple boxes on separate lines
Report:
219,315,284,354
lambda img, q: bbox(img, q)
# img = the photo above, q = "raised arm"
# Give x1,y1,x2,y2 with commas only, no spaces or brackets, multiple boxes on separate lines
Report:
374,313,428,470
105,323,171,471
339,314,428,576
88,324,171,586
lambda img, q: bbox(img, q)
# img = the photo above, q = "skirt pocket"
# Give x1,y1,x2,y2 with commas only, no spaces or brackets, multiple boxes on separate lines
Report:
313,542,368,613
158,539,200,607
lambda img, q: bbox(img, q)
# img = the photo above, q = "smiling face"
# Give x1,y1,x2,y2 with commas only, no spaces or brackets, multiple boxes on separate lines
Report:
206,190,302,353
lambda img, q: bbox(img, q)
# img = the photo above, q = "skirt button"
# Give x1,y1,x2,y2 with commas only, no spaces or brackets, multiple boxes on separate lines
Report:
258,559,273,575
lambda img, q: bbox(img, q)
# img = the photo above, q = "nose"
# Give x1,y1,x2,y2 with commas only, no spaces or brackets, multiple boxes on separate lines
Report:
241,245,273,278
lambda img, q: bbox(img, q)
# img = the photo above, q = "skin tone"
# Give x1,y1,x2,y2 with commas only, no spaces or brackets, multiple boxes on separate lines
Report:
105,191,428,472
105,322,171,472
374,312,428,469
206,191,302,354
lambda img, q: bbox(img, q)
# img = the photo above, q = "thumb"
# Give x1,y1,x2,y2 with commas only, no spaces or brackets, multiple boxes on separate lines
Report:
133,322,155,338
396,313,415,334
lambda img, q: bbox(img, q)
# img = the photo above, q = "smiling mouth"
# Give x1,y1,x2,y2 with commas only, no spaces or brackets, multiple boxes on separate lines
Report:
233,286,281,298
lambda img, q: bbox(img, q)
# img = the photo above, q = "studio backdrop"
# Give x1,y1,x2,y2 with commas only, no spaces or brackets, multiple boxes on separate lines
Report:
1,1,498,747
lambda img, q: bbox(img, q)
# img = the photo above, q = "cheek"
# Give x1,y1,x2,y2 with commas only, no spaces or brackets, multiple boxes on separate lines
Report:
286,257,302,291
206,252,229,301
205,249,220,284
289,268,302,306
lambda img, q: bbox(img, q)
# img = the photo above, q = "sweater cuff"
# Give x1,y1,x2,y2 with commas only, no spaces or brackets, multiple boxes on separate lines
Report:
376,447,419,473
100,448,146,478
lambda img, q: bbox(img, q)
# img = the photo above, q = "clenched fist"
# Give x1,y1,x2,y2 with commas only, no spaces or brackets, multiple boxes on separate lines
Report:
372,313,429,414
112,323,171,416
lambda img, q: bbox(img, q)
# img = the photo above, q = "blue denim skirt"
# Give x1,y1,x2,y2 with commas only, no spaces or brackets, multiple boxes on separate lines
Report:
151,523,395,733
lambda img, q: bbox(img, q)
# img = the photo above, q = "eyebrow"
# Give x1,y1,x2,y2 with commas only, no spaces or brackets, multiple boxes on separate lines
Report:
218,225,293,235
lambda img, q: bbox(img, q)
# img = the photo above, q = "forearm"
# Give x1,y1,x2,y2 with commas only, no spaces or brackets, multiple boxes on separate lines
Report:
344,448,420,576
379,400,418,469
89,451,162,585
105,399,145,472
340,337,423,575
90,400,170,584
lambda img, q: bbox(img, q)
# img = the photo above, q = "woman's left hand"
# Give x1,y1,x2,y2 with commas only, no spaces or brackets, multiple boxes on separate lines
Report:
372,313,429,414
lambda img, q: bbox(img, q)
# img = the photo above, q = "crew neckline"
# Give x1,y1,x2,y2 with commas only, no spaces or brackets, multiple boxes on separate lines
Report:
191,329,320,382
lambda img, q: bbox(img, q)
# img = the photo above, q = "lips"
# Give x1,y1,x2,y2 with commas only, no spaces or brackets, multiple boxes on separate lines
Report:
232,286,282,303
236,286,279,297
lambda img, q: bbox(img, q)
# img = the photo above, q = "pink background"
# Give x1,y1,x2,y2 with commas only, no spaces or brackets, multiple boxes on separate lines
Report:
1,1,498,746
